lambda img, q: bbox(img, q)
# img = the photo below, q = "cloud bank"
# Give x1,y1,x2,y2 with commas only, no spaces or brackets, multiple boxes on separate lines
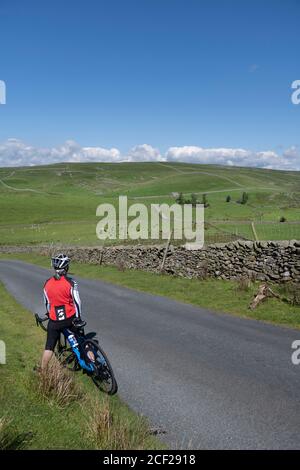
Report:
0,138,299,171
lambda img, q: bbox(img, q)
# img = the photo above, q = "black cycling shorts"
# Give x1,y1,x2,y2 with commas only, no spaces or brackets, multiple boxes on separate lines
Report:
45,315,76,352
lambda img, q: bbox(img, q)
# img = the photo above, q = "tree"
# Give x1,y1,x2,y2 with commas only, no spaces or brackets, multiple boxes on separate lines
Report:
176,192,185,205
191,193,198,207
201,193,210,208
226,195,231,202
279,216,287,223
239,192,249,205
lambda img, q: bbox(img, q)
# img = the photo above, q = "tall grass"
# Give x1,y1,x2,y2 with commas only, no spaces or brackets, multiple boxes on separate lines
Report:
277,282,300,306
86,398,151,450
0,417,33,450
235,276,253,292
37,358,82,407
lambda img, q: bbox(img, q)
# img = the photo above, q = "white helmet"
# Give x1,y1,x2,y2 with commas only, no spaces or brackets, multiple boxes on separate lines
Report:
51,253,70,273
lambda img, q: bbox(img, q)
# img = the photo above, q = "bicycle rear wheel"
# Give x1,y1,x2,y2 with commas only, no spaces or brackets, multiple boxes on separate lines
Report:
82,339,118,395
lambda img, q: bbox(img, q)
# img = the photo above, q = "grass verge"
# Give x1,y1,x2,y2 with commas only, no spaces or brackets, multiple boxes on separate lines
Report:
0,282,163,449
1,252,300,329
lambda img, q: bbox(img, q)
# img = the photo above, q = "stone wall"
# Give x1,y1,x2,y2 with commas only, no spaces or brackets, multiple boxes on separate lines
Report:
1,240,299,283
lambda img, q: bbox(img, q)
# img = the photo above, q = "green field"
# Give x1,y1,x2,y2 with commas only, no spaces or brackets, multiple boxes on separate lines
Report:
0,162,299,245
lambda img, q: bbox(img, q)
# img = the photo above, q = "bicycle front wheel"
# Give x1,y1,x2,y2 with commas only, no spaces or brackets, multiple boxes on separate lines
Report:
82,339,118,395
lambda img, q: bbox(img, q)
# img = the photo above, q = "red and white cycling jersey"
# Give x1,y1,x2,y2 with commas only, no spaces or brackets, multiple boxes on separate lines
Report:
43,275,82,321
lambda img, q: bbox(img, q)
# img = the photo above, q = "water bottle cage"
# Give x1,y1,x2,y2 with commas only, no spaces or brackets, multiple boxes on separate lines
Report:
66,334,95,373
67,334,78,348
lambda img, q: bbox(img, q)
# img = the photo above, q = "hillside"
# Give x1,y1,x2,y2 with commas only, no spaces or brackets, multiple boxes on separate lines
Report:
0,162,299,245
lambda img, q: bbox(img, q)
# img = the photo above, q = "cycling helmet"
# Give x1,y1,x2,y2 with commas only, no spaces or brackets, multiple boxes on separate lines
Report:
51,253,70,273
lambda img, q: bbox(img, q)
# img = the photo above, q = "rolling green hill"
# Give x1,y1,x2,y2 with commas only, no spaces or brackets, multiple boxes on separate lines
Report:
0,162,299,245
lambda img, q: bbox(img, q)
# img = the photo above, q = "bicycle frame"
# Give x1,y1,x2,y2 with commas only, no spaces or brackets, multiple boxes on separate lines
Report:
35,312,118,395
62,327,95,373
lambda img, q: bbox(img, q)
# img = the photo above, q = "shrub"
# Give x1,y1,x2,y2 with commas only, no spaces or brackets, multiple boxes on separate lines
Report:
191,193,198,207
279,216,287,223
201,193,210,208
176,192,185,205
116,259,126,272
198,260,209,279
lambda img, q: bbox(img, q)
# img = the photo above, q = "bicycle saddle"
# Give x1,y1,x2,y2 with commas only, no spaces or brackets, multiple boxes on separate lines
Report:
72,319,87,329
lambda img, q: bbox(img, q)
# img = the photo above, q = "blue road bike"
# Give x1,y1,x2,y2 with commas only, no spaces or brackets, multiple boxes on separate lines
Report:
35,313,118,395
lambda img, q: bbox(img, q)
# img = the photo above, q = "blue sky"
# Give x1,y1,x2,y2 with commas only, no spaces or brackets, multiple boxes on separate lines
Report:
0,0,299,168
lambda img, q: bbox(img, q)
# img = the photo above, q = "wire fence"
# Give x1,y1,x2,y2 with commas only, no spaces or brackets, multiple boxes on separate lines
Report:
204,221,300,244
0,219,299,247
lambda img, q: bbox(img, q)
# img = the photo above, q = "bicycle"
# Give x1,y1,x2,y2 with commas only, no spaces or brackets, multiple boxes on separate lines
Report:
35,313,118,395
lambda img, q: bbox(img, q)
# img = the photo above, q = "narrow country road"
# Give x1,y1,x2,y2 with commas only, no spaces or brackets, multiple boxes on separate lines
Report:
0,259,300,449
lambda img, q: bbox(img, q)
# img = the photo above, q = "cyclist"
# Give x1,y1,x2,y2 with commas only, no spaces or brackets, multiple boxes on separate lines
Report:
40,253,84,369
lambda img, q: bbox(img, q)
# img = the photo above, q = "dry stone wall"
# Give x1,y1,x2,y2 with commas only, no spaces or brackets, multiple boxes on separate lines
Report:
1,240,299,283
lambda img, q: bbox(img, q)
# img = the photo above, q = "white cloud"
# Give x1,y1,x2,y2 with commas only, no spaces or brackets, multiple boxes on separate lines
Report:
124,144,165,162
0,138,299,171
166,146,300,170
282,145,300,163
0,139,122,167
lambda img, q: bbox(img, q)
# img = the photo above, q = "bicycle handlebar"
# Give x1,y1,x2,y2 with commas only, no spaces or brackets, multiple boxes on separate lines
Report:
35,313,49,331
35,314,87,333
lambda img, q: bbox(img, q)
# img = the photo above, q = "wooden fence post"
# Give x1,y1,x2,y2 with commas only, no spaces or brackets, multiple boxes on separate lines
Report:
99,238,106,266
251,222,259,242
160,230,173,272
